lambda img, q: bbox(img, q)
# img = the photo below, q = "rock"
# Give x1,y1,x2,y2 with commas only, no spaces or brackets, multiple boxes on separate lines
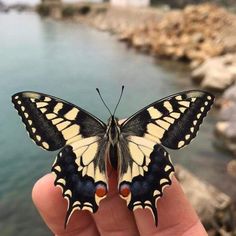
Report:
215,84,236,155
199,42,223,57
191,32,204,44
215,121,236,154
220,83,236,103
190,60,202,69
191,54,236,91
51,6,62,19
201,68,234,91
227,160,236,178
185,49,208,63
175,165,232,230
118,30,133,42
131,33,150,50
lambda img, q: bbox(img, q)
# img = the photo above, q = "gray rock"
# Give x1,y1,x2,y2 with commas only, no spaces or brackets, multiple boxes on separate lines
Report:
191,54,236,91
227,160,236,178
215,84,236,155
175,165,232,227
221,83,236,103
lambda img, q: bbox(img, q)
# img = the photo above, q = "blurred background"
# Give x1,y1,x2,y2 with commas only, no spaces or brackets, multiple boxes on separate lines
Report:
0,0,236,235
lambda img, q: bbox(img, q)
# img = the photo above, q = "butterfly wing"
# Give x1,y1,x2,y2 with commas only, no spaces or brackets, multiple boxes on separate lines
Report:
118,136,174,225
12,91,106,151
118,90,214,224
12,92,108,226
53,138,109,227
121,90,214,149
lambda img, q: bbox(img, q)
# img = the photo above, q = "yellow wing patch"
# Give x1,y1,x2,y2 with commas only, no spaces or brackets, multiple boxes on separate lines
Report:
119,136,155,184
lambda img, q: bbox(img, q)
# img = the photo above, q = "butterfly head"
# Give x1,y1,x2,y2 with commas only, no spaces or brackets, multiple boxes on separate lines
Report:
96,86,124,145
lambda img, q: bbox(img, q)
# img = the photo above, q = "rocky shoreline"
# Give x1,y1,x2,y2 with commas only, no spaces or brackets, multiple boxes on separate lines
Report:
90,4,236,63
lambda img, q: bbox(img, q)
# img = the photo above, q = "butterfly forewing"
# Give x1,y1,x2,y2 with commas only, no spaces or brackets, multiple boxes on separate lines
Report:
12,92,106,151
121,90,214,149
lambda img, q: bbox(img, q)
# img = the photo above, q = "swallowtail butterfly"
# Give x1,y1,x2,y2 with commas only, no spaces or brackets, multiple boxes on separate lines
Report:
12,88,214,227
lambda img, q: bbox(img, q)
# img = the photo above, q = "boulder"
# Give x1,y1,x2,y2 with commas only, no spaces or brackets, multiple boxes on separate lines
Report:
118,29,133,42
191,54,236,91
175,165,233,234
227,160,236,178
220,83,236,103
215,84,236,155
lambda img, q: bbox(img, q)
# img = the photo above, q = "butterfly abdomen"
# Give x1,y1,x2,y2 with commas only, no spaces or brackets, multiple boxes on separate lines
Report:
109,145,118,169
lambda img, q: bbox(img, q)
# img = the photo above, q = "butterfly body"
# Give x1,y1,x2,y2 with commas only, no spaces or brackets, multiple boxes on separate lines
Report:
12,90,214,227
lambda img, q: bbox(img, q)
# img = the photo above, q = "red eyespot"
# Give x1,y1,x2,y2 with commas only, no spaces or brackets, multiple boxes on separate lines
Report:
119,183,131,197
95,184,107,198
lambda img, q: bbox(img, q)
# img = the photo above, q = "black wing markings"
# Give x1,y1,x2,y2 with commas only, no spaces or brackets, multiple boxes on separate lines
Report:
121,90,214,149
12,91,106,151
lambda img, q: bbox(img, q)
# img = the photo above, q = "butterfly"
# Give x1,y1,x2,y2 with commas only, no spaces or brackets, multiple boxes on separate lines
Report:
12,88,214,227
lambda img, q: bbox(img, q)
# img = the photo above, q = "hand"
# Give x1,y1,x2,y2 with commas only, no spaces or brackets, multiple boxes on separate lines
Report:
32,171,207,236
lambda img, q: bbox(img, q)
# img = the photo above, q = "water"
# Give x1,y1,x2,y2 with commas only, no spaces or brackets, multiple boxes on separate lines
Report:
0,11,235,236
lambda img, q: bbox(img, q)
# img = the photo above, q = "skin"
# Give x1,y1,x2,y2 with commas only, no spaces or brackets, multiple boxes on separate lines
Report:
32,172,207,236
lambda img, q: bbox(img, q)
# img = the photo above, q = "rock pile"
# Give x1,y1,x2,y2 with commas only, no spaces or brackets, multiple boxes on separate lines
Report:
91,4,236,65
131,4,228,63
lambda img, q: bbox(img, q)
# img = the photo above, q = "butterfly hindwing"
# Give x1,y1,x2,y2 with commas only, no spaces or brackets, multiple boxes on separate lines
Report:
118,136,174,225
12,92,106,151
52,137,108,227
121,90,214,149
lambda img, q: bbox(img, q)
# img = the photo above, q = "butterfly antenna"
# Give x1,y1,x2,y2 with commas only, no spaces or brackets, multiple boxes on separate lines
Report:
113,85,124,116
96,88,112,116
